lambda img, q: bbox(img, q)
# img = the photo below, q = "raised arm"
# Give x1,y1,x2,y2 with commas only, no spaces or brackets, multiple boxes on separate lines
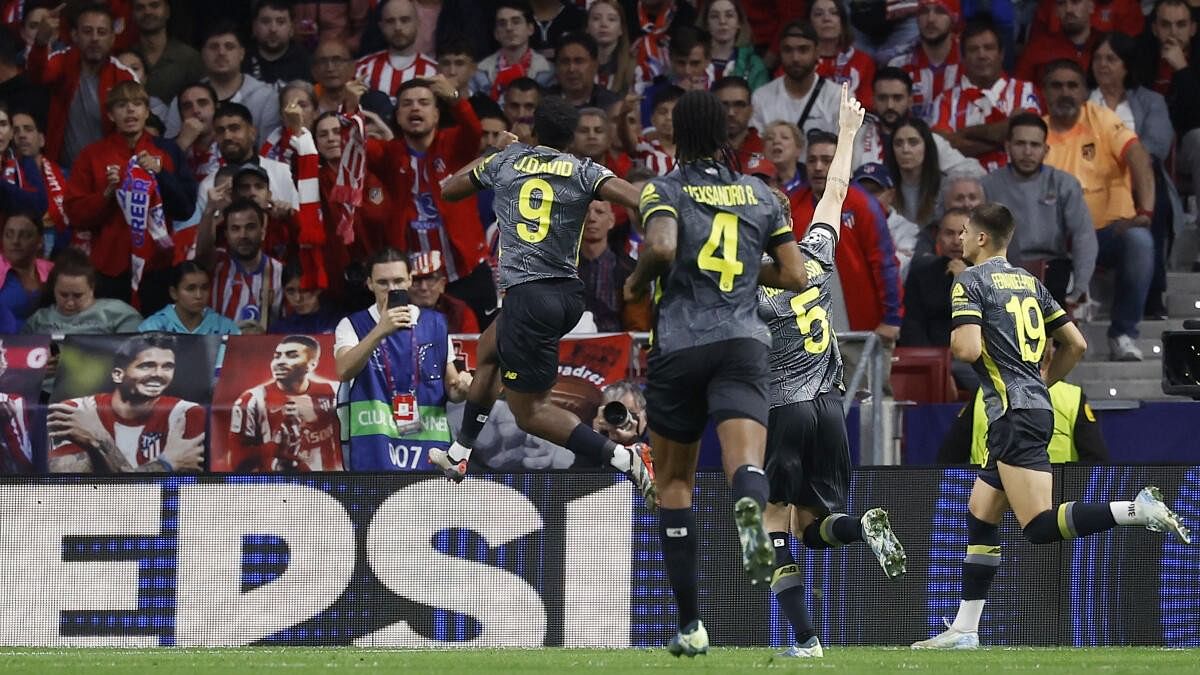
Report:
812,85,865,237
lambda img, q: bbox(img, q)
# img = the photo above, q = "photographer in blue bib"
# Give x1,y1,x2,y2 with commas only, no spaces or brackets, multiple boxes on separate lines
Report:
334,248,473,471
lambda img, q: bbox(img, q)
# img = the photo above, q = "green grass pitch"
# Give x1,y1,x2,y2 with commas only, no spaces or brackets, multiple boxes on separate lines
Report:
0,647,1196,674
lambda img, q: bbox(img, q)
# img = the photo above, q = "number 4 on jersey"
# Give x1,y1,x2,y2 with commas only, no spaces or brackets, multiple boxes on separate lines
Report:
698,213,744,291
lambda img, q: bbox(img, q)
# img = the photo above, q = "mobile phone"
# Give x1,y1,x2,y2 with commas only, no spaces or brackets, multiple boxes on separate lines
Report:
387,289,409,309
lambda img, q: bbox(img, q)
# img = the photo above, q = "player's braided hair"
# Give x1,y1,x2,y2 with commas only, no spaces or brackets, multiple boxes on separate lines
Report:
672,90,729,165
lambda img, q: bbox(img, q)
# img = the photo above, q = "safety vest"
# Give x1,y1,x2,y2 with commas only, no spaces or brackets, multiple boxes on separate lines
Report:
337,307,452,471
970,381,1086,465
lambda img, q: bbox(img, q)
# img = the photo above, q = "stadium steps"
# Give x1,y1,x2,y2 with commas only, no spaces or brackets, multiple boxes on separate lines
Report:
1073,271,1200,401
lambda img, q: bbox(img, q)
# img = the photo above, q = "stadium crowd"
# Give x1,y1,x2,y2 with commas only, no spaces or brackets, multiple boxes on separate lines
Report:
0,0,1198,368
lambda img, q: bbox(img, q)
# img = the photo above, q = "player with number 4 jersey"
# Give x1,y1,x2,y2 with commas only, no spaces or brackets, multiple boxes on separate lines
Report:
622,88,814,658
756,88,905,660
434,97,656,506
912,203,1191,651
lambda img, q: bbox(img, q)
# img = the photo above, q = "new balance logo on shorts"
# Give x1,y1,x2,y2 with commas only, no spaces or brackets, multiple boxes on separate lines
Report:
666,527,689,537
504,371,518,380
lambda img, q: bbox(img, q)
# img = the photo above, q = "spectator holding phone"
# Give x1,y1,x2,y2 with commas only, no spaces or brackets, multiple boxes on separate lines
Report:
334,248,472,471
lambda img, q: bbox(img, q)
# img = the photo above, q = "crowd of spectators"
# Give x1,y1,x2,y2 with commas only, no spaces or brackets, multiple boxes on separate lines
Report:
0,0,1196,371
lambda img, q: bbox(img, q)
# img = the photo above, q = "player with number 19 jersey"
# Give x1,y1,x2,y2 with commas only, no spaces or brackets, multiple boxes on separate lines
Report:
470,143,615,290
642,162,793,354
950,257,1070,425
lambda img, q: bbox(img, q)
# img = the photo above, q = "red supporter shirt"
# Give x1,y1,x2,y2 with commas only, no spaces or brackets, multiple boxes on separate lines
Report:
888,37,962,122
49,394,206,469
789,184,903,330
1031,0,1144,39
817,47,876,110
364,98,487,282
227,379,342,472
931,75,1042,170
1015,30,1102,86
355,50,440,102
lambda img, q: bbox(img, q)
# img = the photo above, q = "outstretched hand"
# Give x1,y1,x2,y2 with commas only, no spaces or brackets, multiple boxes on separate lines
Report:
837,83,865,139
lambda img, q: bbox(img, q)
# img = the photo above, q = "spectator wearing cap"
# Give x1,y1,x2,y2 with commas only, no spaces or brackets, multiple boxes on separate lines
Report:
887,0,962,122
750,21,840,136
1015,0,1102,85
854,67,983,175
854,162,920,281
714,76,763,170
408,250,480,333
548,32,621,112
982,112,1097,308
64,80,195,314
26,4,136,167
579,200,649,332
790,129,903,383
898,207,978,390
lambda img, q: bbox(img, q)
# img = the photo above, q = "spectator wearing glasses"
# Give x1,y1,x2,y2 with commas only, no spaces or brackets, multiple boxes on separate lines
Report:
312,39,357,115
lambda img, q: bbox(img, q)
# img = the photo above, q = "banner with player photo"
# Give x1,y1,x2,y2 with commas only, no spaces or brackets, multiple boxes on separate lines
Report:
47,333,218,474
0,466,1196,648
210,335,343,472
0,335,51,474
449,333,634,471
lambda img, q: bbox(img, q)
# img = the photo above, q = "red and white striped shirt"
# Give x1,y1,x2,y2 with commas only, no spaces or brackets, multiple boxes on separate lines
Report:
888,38,962,123
931,75,1042,170
634,137,675,176
50,394,205,469
355,50,439,102
210,250,285,324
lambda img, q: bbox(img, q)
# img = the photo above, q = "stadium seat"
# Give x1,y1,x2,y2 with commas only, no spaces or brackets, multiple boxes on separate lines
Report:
891,347,959,404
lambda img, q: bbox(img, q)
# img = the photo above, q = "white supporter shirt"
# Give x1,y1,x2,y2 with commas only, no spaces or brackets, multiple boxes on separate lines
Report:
750,76,840,134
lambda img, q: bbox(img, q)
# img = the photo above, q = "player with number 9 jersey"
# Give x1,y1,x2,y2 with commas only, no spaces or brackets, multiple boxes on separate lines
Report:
470,138,615,290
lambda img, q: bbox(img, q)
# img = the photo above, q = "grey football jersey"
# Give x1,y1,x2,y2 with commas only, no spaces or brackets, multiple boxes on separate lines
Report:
642,162,793,353
757,223,843,407
950,257,1070,424
471,144,614,289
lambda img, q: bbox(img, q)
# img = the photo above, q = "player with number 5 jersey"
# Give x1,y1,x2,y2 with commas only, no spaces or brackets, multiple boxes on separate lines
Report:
622,88,813,658
755,87,906,660
433,97,656,507
912,203,1191,651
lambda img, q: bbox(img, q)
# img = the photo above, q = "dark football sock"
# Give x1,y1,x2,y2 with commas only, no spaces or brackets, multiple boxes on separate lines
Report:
660,508,700,628
565,422,619,466
962,513,1000,601
730,464,769,509
770,531,815,643
801,513,863,549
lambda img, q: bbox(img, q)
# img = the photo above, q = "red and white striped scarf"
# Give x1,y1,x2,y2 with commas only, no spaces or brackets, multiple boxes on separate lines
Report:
329,113,366,247
115,156,170,302
260,127,296,166
290,129,327,290
187,139,222,182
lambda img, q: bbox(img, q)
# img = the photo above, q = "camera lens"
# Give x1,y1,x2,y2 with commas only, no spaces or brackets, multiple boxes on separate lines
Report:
602,401,633,428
